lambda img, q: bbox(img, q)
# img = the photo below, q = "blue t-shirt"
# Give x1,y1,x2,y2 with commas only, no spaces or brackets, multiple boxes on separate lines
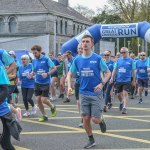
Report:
32,55,55,84
19,63,35,88
51,58,60,76
114,57,135,82
67,58,74,71
0,49,14,66
0,60,10,116
70,53,108,95
105,59,114,73
136,59,148,79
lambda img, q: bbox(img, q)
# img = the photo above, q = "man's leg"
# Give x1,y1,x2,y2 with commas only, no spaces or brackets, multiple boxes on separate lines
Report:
51,76,58,100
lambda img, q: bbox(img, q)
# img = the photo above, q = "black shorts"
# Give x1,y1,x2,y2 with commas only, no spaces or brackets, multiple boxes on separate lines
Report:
51,74,58,78
75,83,80,100
34,83,50,97
116,82,131,93
137,78,148,88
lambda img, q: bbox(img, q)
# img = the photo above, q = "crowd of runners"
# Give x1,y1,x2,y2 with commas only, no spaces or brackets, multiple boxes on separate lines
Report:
0,34,150,149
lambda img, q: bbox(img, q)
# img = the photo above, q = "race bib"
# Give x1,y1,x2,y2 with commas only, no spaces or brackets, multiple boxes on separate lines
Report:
118,67,126,73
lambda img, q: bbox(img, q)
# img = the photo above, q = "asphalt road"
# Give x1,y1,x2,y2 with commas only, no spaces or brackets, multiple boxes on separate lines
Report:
2,92,150,150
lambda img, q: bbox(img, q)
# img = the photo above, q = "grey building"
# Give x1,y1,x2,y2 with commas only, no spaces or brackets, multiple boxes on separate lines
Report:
0,0,92,54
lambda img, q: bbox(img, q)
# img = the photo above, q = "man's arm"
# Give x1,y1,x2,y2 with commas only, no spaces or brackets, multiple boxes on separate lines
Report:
0,85,8,104
7,62,16,74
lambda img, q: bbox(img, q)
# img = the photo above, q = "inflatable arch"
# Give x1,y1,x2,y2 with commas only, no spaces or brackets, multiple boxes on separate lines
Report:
61,21,150,55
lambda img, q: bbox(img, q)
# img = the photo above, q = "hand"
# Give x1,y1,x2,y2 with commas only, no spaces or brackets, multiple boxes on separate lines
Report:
27,73,33,79
109,78,113,84
94,83,103,93
41,73,48,78
68,88,73,96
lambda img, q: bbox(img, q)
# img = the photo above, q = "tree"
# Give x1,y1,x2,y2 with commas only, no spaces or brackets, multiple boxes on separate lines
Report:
73,4,95,20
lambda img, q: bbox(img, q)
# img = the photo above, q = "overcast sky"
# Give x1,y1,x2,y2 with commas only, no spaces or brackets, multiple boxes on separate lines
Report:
54,0,108,12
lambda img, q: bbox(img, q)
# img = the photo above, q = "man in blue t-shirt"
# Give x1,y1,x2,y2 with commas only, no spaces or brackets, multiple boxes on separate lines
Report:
30,45,57,122
0,60,15,150
67,35,111,149
49,52,60,101
110,47,136,114
103,50,114,112
136,52,148,103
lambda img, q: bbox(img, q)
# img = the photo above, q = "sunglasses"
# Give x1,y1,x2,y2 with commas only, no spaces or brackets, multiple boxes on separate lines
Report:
140,55,145,56
21,59,26,60
104,54,110,56
120,52,127,54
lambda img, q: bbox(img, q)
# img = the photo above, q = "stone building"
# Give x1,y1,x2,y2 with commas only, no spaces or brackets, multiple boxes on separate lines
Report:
0,0,92,54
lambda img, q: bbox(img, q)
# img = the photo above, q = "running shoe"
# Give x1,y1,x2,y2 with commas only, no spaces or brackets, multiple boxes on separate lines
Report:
31,106,37,115
78,123,83,128
139,98,143,104
122,108,127,114
108,103,113,109
63,97,70,103
38,115,48,122
51,105,57,117
119,103,123,111
23,111,30,117
84,139,96,149
50,96,57,101
103,105,108,112
99,120,106,133
58,94,64,98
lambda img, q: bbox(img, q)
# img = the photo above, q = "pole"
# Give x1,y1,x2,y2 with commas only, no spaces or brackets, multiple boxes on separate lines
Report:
54,16,57,56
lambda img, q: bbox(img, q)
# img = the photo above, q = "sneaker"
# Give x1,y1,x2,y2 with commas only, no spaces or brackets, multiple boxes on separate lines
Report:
63,98,70,103
16,108,22,121
78,123,83,128
139,98,143,104
122,108,127,114
38,115,48,122
23,111,30,117
51,105,57,117
99,120,106,133
31,106,37,115
84,139,96,149
58,94,64,98
119,103,123,111
103,105,108,112
108,103,112,109
50,96,57,101
145,91,148,96
130,95,134,99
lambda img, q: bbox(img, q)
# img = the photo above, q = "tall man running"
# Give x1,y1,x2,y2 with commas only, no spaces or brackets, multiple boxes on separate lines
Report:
67,35,111,149
110,47,136,114
30,45,57,122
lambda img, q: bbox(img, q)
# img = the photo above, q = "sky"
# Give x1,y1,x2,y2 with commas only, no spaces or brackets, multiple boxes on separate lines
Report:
54,0,108,12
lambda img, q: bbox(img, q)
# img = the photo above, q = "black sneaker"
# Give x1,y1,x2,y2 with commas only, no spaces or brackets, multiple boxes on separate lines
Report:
122,108,127,114
139,98,143,104
130,95,134,99
119,103,123,111
108,103,112,109
145,91,148,96
99,120,106,133
58,94,64,98
103,105,108,112
84,139,96,149
63,98,70,103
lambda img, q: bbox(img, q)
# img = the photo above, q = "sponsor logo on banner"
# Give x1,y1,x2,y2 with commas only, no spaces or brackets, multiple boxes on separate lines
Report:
75,30,92,43
101,23,138,38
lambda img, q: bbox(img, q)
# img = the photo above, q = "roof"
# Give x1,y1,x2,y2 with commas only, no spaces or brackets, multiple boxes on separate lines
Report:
0,0,91,24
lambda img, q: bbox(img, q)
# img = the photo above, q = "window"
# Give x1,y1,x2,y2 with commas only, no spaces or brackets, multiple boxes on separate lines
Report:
56,20,58,34
60,19,63,34
9,17,17,33
73,24,75,35
0,18,5,33
65,21,67,35
77,25,79,34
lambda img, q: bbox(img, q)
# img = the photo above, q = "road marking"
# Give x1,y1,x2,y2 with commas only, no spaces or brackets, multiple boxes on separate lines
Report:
21,131,84,135
113,106,150,111
108,129,150,133
22,119,150,145
14,146,30,150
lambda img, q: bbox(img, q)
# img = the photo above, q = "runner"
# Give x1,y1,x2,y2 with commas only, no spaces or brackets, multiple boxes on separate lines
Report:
110,47,136,114
0,60,15,150
103,50,114,112
18,54,37,117
67,35,111,149
135,52,149,103
57,53,65,99
30,45,57,122
49,52,60,101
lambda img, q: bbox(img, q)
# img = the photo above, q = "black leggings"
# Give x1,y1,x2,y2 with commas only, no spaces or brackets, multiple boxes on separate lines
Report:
0,117,15,150
21,88,34,110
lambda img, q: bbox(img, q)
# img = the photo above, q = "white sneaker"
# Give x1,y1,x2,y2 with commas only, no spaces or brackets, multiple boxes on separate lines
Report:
23,111,30,117
16,107,22,121
31,106,37,115
50,96,57,101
